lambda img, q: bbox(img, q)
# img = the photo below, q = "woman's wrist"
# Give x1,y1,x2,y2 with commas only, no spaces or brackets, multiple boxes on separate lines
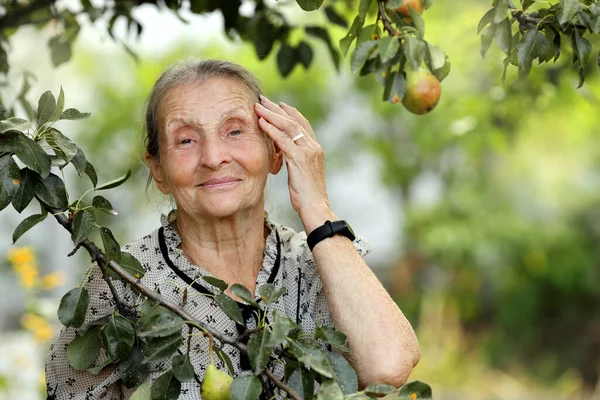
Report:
299,203,337,234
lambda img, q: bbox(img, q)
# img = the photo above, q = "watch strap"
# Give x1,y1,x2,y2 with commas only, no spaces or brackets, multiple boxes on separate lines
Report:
306,220,356,251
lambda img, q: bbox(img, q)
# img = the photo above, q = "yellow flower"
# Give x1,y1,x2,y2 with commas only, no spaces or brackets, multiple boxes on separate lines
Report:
12,262,39,289
20,313,54,343
41,271,65,290
6,247,36,265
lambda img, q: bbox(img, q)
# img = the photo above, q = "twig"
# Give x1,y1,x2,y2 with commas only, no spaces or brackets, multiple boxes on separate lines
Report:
377,0,400,37
263,369,302,400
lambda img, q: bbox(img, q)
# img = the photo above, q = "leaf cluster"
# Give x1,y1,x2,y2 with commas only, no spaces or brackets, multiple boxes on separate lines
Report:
479,0,600,87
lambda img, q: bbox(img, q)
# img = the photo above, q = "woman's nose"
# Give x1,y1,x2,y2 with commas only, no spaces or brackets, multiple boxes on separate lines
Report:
199,135,233,169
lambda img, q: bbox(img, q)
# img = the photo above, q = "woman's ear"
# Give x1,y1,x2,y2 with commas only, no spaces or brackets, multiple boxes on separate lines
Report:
269,142,283,175
145,152,170,194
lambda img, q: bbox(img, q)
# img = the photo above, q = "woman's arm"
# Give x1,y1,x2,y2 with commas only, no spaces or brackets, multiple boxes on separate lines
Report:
255,97,420,388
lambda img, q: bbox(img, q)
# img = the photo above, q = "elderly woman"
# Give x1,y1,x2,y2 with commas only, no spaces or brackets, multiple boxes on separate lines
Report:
45,59,419,399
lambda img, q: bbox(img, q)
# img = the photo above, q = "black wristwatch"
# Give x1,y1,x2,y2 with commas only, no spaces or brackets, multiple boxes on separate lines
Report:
307,220,356,251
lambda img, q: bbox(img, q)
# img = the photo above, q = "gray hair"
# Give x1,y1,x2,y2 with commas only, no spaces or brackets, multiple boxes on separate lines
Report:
144,58,264,160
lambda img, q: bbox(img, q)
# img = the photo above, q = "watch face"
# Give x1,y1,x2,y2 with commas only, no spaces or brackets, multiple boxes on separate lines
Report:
343,221,356,239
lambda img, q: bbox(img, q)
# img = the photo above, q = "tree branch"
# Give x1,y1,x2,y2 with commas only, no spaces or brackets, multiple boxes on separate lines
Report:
263,368,302,400
377,0,400,37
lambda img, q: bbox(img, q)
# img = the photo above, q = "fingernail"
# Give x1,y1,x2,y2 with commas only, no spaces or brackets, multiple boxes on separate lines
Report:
260,94,267,102
279,101,288,107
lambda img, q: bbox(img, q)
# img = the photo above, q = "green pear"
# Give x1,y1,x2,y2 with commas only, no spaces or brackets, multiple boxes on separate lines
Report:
201,363,234,400
402,68,442,115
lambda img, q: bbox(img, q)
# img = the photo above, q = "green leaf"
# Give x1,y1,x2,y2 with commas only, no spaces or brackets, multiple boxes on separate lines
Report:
290,341,333,378
60,108,91,120
480,25,495,58
139,303,184,338
47,128,78,163
358,0,372,18
247,330,274,374
324,351,357,395
87,359,113,375
51,87,65,123
230,375,262,400
297,41,314,69
494,17,512,55
11,168,37,213
12,213,47,244
37,90,56,127
590,4,600,34
95,170,131,191
49,36,73,67
100,226,121,268
339,16,365,57
0,117,31,133
257,283,285,304
324,6,347,28
425,43,451,81
58,287,89,328
119,340,149,388
494,0,509,24
172,354,195,382
35,172,68,209
268,311,296,348
215,292,244,325
130,383,152,400
143,333,184,364
316,380,343,400
305,26,340,70
351,40,377,73
378,37,400,64
71,209,96,244
315,326,349,352
295,0,324,11
120,252,146,279
403,36,425,71
517,28,538,82
203,275,228,291
67,328,101,370
478,8,495,34
92,195,118,215
214,345,236,376
230,283,258,306
288,366,314,400
101,314,135,360
558,0,581,25
409,6,425,40
365,383,396,396
0,155,21,211
398,381,433,399
12,133,51,178
277,43,298,78
150,370,181,400
522,0,535,10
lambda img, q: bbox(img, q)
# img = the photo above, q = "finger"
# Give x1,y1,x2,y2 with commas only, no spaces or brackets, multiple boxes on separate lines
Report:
259,95,289,118
279,102,315,138
258,116,300,155
255,102,306,141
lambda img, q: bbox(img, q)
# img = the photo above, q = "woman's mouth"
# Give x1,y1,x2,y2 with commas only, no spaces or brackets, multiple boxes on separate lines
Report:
200,177,241,189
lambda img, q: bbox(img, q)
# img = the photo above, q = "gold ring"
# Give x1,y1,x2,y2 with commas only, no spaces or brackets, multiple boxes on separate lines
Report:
291,133,305,142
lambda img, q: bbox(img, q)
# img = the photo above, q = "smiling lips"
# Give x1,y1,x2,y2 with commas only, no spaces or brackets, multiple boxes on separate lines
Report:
200,176,241,188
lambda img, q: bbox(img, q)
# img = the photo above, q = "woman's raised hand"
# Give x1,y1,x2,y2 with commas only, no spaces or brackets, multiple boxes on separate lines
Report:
255,96,335,233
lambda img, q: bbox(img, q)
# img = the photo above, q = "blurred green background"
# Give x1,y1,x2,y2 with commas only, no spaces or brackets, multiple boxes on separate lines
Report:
1,1,600,399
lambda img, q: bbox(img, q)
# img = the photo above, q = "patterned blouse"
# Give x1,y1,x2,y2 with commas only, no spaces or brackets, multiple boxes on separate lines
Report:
45,213,371,399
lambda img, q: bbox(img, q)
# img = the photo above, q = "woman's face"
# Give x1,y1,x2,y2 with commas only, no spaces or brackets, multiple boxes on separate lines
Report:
147,77,281,220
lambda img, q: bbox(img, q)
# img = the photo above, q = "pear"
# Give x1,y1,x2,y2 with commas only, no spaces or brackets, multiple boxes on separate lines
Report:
201,363,234,400
402,68,442,115
393,0,424,15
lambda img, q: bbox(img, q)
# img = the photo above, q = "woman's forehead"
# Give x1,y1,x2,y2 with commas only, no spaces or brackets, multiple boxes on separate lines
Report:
160,77,256,124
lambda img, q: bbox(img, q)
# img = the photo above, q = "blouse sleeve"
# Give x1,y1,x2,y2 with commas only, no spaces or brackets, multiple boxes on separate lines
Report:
45,264,133,400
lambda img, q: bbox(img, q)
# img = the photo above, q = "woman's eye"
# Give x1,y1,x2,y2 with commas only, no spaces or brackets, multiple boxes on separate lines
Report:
229,130,242,137
180,139,192,145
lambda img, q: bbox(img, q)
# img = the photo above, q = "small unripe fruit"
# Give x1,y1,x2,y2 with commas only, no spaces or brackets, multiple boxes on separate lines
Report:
394,0,424,16
402,68,442,115
201,364,234,400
